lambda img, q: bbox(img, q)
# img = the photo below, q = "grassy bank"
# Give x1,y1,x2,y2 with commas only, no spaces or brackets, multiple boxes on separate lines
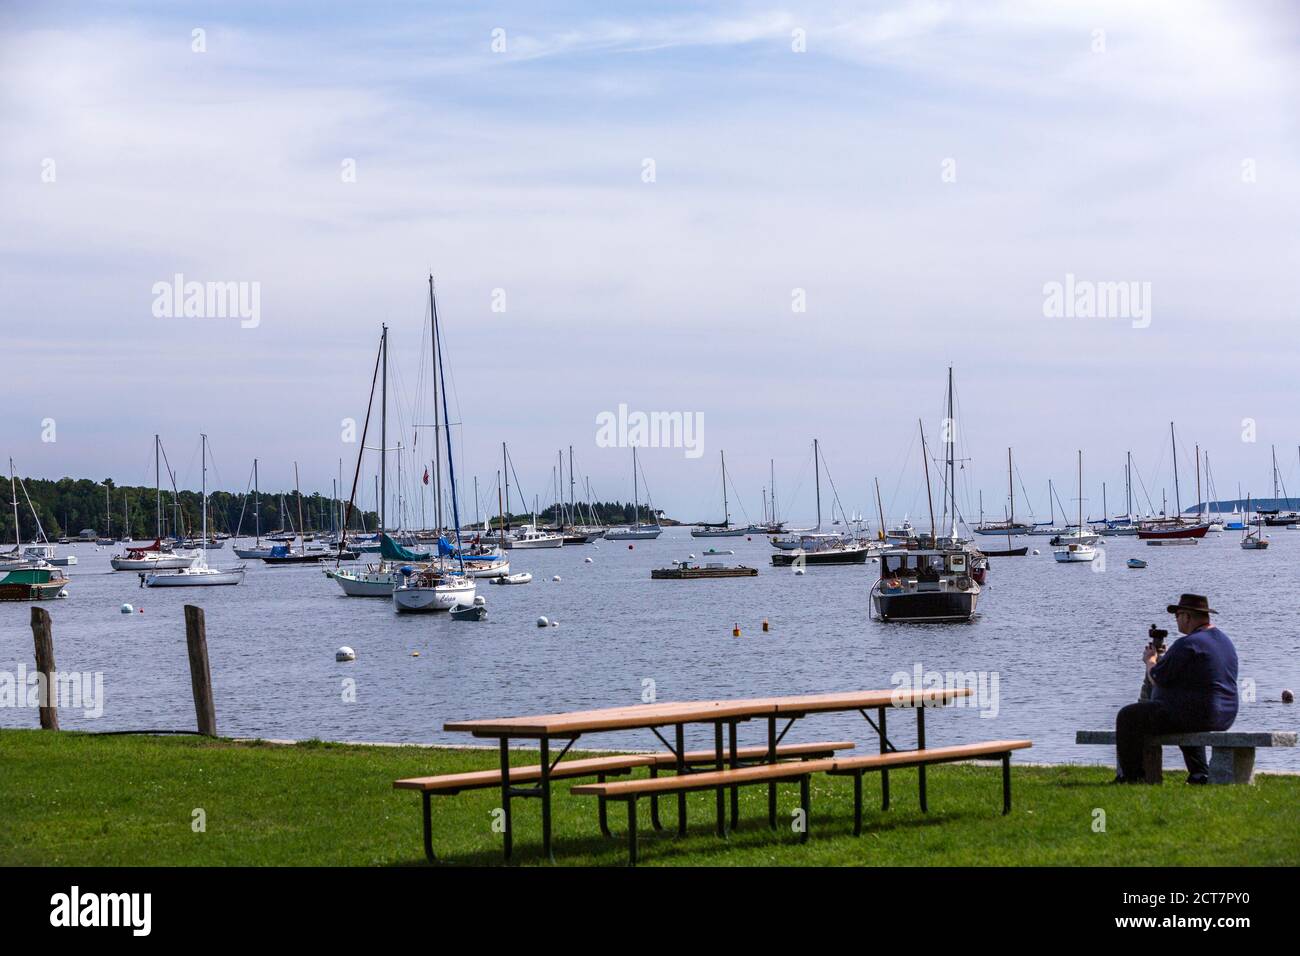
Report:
1,729,1296,866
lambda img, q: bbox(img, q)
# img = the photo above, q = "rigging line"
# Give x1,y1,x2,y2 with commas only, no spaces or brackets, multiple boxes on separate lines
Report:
1129,454,1157,515
817,447,849,528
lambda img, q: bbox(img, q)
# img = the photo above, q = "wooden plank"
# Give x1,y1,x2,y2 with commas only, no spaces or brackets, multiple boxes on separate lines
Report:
770,688,973,713
30,607,58,731
393,753,658,791
652,740,856,766
572,758,838,797
829,739,1032,772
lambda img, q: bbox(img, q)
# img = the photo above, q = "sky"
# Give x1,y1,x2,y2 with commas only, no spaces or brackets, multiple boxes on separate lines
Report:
2,0,1299,524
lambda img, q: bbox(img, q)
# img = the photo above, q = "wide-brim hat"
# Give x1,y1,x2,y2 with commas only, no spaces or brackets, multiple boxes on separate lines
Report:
1167,593,1216,615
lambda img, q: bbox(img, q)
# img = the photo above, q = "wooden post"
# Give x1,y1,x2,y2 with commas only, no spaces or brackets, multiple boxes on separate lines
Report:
184,605,217,736
30,607,58,731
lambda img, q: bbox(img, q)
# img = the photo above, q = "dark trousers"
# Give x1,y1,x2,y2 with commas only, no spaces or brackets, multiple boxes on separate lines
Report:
1115,702,1209,780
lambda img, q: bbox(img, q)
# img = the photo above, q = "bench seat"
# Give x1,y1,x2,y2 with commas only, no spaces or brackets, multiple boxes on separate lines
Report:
1075,730,1296,784
393,753,657,793
651,740,855,767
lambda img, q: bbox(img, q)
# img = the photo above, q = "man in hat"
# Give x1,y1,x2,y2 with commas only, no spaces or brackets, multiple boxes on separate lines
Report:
1114,594,1238,784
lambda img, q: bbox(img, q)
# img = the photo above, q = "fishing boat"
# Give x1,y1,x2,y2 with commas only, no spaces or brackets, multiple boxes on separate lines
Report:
393,563,477,611
604,446,663,540
770,534,870,566
691,451,746,537
505,524,564,549
143,435,246,587
1241,496,1269,550
869,407,979,623
0,566,69,601
652,562,758,579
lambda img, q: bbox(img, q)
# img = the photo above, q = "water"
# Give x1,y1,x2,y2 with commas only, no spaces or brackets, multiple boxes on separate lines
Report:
2,530,1297,772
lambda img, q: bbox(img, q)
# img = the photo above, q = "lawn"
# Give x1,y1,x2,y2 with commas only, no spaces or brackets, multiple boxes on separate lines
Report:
1,730,1295,866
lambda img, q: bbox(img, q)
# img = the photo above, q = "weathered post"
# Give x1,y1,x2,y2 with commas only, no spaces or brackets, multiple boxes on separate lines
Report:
183,605,217,736
30,607,58,730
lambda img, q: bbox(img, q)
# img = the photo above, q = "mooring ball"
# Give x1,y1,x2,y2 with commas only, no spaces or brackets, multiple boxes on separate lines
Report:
473,595,486,606
794,568,805,576
584,557,593,563
552,575,561,582
537,616,549,627
1283,689,1295,704
120,603,133,614
1032,549,1040,555
336,646,356,662
688,553,696,560
550,620,559,627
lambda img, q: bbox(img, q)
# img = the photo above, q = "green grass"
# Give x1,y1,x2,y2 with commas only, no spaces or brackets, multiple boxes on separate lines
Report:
1,729,1296,866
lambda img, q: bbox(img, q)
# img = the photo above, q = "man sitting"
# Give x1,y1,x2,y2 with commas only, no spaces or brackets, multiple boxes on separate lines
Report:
1114,593,1239,784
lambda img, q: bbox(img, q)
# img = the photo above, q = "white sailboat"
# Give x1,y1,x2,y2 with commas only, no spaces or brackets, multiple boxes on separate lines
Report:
143,435,245,587
691,450,746,537
233,458,276,558
1054,451,1099,563
1241,495,1269,550
111,436,199,570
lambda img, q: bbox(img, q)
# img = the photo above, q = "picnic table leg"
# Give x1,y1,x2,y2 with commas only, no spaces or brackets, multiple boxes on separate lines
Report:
767,715,778,829
627,798,639,866
852,772,863,836
916,706,928,813
499,738,513,861
422,791,436,863
714,721,726,838
1002,752,1011,815
728,720,739,829
649,767,664,831
878,706,890,811
598,773,611,838
540,736,554,861
675,724,688,836
799,774,811,844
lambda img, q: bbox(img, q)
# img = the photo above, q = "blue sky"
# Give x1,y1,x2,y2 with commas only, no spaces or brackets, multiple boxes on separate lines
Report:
3,1,1299,523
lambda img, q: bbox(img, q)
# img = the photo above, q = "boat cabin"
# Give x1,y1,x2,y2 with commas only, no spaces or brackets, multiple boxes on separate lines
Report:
878,548,972,591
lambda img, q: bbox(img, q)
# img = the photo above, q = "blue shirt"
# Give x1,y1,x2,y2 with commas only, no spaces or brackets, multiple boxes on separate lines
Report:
1150,625,1238,728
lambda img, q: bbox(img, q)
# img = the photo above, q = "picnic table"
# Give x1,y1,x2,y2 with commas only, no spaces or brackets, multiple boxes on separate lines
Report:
440,687,974,860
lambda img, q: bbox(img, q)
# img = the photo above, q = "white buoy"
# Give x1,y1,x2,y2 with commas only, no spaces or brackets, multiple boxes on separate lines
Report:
120,603,133,614
1032,549,1040,555
794,568,805,576
584,557,593,564
689,553,696,560
871,557,879,563
537,616,549,627
552,575,561,582
550,620,559,627
336,646,356,662
473,595,486,606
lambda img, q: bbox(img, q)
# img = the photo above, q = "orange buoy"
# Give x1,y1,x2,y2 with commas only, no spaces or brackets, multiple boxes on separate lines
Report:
762,618,769,632
733,623,741,637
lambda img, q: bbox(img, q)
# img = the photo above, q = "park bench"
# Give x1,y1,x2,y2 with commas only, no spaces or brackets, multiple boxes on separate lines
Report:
393,740,855,861
827,739,1033,834
1075,730,1297,784
572,759,837,864
573,739,1032,864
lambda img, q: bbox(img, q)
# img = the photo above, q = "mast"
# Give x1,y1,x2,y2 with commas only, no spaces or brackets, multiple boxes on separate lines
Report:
380,324,388,533
502,443,510,531
874,476,886,542
473,475,480,530
1049,479,1055,526
1195,442,1202,520
1126,451,1132,521
814,438,822,530
497,470,505,548
431,291,465,565
429,274,444,533
1006,447,1015,549
200,435,208,565
294,462,305,554
1272,445,1279,503
253,459,261,544
918,421,937,547
155,435,161,541
632,446,640,527
770,458,777,526
1102,482,1107,527
1171,422,1182,519
569,446,576,528
1077,450,1083,531
721,450,730,526
9,459,19,549
946,366,955,536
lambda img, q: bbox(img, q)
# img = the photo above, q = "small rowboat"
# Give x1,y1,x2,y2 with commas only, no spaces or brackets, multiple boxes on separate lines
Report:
1126,558,1147,569
491,572,533,585
449,602,487,621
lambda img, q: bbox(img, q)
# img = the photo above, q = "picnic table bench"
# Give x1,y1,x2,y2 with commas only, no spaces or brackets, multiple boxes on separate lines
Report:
397,688,1027,862
1075,729,1297,784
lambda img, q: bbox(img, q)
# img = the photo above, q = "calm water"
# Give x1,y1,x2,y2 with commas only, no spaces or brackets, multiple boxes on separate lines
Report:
2,530,1298,772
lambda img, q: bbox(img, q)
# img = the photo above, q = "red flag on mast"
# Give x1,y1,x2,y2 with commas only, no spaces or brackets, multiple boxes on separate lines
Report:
422,466,430,485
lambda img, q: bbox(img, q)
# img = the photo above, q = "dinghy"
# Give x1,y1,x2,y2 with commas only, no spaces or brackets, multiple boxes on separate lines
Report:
492,572,533,585
1126,558,1147,569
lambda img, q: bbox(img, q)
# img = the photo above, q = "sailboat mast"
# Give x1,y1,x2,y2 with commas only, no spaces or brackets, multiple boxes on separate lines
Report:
1077,450,1083,530
1126,451,1132,520
253,459,261,543
294,463,305,553
1171,422,1182,518
155,435,161,540
946,366,955,535
721,450,729,525
9,459,19,549
497,470,505,548
1195,442,1202,519
814,439,822,530
201,435,208,557
429,274,444,533
631,447,639,527
874,476,886,541
919,422,937,547
380,324,388,533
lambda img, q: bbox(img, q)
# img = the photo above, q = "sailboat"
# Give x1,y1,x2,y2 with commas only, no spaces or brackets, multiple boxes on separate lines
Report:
1259,446,1299,525
143,435,245,586
1138,424,1210,540
393,274,477,612
1054,451,1099,562
262,464,323,563
604,446,663,539
111,437,199,570
1241,496,1269,550
0,460,70,600
771,439,871,565
692,451,746,537
233,459,276,558
982,448,1029,557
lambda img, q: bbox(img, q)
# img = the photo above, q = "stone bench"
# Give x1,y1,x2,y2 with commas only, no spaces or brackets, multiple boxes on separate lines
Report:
1075,730,1297,784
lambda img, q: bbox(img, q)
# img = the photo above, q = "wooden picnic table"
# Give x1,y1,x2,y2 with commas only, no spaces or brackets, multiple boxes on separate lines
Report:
444,687,973,860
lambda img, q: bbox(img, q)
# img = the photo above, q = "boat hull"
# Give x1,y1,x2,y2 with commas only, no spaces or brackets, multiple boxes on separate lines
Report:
603,528,662,540
110,552,198,571
771,547,869,566
651,566,758,578
872,589,978,623
329,568,402,596
690,528,747,538
143,567,244,586
393,579,477,612
1137,524,1209,540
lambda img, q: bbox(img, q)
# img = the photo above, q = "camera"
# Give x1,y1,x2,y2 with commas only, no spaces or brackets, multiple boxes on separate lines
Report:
1148,624,1168,649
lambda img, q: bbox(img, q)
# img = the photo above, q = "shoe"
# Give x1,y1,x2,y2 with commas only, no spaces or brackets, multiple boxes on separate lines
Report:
1186,774,1209,785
